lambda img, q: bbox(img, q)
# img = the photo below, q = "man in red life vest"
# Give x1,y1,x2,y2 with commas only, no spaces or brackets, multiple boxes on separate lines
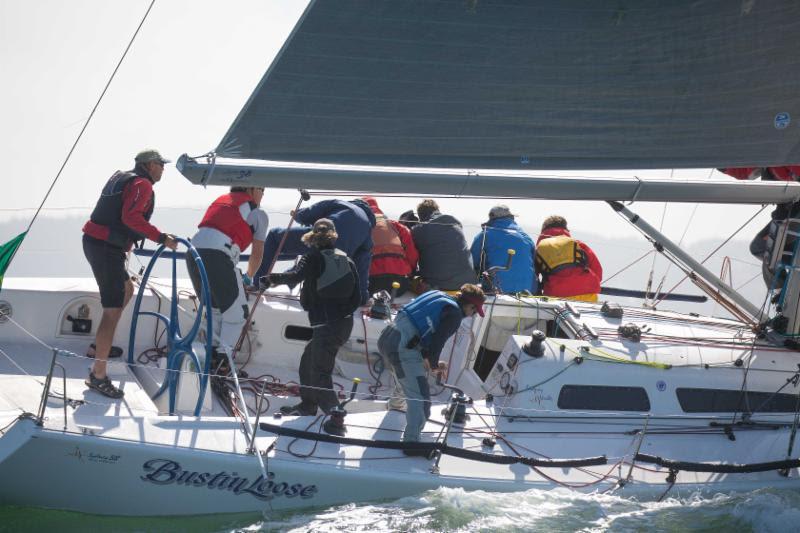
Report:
82,149,178,398
718,166,800,182
719,166,800,288
187,186,268,360
535,215,602,302
361,196,419,297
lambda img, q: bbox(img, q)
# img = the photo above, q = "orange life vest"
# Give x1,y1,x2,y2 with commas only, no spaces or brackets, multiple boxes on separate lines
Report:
371,214,405,259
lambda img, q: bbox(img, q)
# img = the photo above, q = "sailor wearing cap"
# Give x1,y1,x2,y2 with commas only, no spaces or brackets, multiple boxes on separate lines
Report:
470,204,537,294
377,284,485,450
82,149,178,398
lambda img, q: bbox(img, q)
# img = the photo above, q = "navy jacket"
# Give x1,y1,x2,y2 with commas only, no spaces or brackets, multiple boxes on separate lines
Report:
294,199,376,304
257,199,376,304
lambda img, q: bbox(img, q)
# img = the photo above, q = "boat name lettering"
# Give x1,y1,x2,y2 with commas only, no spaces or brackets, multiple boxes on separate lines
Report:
139,459,317,501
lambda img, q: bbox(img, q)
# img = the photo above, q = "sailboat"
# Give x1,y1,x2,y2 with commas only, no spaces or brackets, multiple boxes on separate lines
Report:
2,0,800,516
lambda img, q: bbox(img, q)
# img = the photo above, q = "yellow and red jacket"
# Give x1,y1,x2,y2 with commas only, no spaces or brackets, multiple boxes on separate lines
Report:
535,227,602,297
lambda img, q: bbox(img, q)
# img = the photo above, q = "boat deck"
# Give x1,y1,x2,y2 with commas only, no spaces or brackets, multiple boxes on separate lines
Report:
0,340,160,420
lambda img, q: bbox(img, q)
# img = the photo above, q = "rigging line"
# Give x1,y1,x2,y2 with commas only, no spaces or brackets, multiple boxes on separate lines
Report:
652,204,769,307
602,249,654,284
647,168,712,304
644,180,670,296
729,278,775,426
5,0,158,272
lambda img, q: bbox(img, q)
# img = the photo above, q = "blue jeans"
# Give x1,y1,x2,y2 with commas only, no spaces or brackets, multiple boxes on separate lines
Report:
377,314,430,442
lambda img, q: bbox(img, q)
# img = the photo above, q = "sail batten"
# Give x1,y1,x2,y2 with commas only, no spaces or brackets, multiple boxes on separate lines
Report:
213,0,800,170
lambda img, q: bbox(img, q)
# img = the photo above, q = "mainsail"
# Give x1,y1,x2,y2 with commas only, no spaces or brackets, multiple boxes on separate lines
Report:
217,0,800,169
179,0,800,202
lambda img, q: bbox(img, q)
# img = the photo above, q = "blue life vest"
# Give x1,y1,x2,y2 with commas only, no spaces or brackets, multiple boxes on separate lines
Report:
401,290,460,347
471,218,537,293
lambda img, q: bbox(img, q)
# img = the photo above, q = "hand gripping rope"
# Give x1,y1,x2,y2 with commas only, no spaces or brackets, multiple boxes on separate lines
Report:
128,238,214,416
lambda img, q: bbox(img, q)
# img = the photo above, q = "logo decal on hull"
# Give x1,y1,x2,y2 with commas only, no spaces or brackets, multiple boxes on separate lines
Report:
67,446,121,464
140,459,318,501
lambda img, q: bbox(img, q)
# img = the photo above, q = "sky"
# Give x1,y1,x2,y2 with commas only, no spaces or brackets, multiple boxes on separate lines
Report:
0,0,776,309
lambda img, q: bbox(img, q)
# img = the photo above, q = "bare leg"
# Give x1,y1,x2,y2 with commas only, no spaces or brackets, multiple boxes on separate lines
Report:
91,280,133,379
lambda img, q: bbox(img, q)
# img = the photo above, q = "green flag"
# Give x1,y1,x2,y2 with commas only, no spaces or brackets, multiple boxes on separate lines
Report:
0,231,27,291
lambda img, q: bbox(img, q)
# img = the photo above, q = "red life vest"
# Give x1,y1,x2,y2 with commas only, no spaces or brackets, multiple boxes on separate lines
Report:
765,166,800,182
198,192,256,251
371,214,405,259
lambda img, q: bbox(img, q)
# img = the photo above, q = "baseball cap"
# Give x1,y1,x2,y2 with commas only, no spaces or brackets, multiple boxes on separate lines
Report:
489,205,514,219
135,149,171,165
459,292,486,317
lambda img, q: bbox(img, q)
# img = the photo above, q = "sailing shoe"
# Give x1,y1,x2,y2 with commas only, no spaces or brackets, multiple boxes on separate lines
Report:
387,396,407,412
279,403,316,416
85,372,124,399
86,343,123,359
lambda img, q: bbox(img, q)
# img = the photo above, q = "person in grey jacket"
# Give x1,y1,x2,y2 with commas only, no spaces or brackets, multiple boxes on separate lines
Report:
411,199,476,291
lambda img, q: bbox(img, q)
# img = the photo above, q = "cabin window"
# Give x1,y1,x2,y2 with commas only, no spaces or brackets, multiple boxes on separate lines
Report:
284,325,313,342
676,388,799,413
557,385,651,412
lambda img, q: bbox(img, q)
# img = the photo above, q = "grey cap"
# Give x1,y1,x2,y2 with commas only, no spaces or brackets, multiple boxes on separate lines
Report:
489,204,514,219
135,149,171,165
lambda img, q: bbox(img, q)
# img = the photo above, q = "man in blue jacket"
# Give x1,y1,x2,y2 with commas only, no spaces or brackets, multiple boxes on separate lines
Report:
378,284,485,449
470,205,537,294
256,199,376,303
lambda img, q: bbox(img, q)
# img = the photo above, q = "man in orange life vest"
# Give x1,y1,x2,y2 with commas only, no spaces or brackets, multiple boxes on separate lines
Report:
187,186,268,357
535,215,602,302
82,149,178,398
361,196,419,297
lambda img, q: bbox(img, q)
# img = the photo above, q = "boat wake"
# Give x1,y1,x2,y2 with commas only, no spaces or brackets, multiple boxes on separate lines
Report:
2,486,800,531
257,487,800,533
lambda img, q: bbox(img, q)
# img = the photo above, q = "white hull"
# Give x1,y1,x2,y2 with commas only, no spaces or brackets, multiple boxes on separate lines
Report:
2,278,800,516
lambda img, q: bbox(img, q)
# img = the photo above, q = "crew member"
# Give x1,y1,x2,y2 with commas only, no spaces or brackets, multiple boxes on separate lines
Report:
264,219,361,433
256,199,375,304
411,199,476,291
186,186,268,359
398,210,419,230
362,196,418,297
470,204,537,294
536,216,602,302
82,149,177,398
720,166,800,288
377,284,485,449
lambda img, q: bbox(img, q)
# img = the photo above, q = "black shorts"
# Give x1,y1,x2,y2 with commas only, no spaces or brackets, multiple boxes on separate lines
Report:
83,234,130,308
186,248,239,313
